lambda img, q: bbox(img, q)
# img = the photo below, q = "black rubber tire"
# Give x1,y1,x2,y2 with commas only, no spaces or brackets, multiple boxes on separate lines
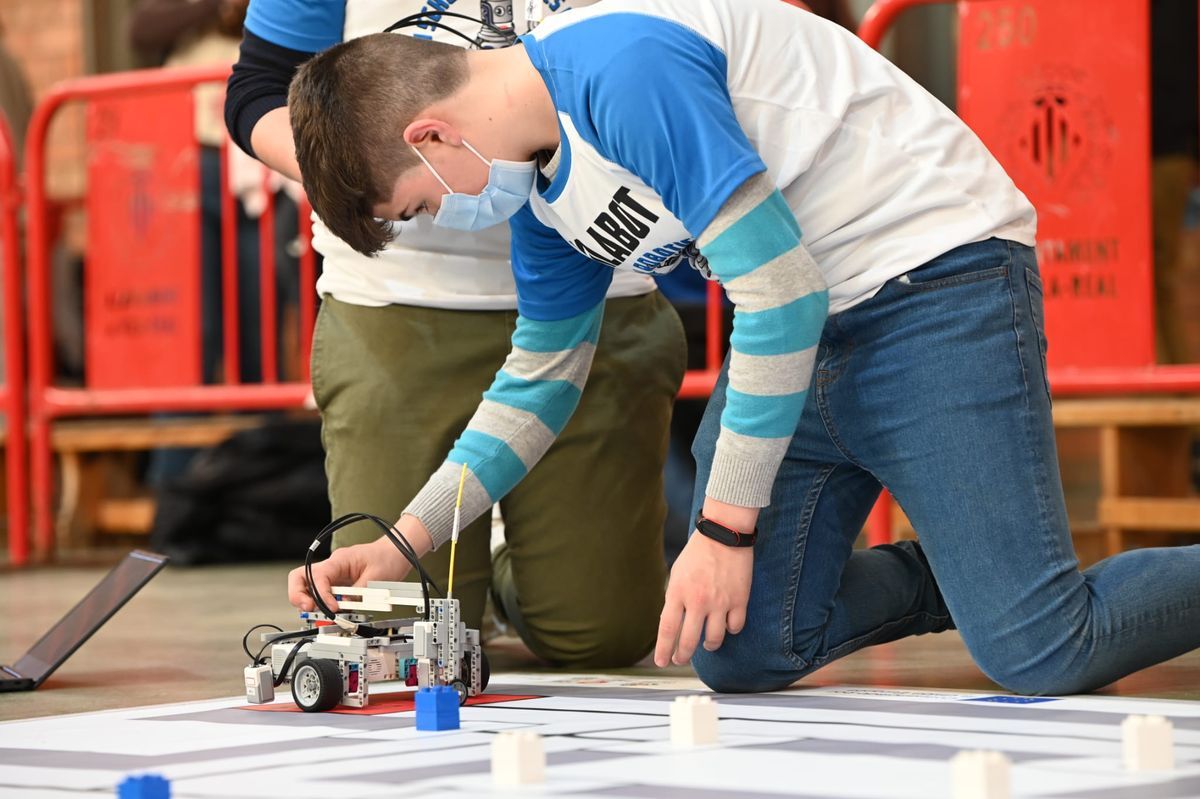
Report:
451,679,470,706
291,658,343,712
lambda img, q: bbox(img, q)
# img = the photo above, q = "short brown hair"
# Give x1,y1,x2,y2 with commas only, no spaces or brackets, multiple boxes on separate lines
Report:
288,33,469,255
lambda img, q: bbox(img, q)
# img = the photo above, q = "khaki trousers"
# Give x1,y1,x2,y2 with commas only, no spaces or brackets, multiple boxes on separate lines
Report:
311,292,686,667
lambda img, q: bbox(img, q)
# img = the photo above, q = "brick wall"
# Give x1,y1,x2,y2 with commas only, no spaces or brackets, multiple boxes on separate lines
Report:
2,0,87,202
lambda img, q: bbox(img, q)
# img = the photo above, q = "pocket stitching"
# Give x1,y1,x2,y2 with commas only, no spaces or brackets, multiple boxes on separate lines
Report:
1023,266,1053,403
894,264,1009,293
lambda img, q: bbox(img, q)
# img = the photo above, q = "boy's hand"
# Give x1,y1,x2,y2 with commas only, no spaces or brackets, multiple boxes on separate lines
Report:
286,537,411,612
655,529,754,667
286,516,434,612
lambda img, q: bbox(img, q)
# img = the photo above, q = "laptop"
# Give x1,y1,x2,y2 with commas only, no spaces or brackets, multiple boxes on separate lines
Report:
0,550,169,692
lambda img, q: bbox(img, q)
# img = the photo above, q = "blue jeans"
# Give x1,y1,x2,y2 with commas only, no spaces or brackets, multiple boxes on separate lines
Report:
690,238,1200,696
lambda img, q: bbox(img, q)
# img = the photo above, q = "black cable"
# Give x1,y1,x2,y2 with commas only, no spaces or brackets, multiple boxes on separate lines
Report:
273,638,312,687
251,627,318,667
383,10,517,49
304,513,442,623
242,624,283,663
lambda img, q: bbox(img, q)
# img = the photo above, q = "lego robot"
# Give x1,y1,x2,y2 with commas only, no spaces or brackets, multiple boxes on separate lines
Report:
247,582,488,713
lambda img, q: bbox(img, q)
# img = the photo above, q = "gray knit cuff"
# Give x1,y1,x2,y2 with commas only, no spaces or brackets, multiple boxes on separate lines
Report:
703,431,790,508
402,462,492,550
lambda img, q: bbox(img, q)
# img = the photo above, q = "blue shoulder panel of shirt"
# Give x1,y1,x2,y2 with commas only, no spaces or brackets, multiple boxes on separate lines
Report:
509,204,613,321
246,0,346,52
520,12,766,235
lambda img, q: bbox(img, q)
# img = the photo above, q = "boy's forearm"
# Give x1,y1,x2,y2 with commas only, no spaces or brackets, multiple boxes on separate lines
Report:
380,514,435,559
249,107,301,182
403,305,604,547
698,173,829,510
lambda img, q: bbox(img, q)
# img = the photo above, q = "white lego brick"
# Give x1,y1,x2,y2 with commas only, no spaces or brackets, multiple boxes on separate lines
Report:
492,731,545,786
332,586,391,601
1122,714,1175,771
670,695,718,746
334,599,394,612
365,581,429,602
951,750,1010,799
412,621,435,659
330,586,395,612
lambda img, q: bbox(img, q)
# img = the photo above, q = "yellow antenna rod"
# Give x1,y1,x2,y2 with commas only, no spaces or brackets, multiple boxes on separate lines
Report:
447,462,468,600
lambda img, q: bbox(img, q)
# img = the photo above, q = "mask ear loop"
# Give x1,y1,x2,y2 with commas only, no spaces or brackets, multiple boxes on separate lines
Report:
459,139,492,167
410,145,454,193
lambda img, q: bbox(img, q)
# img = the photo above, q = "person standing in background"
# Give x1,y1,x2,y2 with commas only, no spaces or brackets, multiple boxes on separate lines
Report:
131,0,304,494
1150,0,1199,366
0,13,33,172
225,1,685,668
131,0,303,386
1149,0,1200,490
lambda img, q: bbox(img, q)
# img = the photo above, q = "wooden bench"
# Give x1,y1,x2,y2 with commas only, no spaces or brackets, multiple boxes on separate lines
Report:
52,415,275,545
1052,397,1200,556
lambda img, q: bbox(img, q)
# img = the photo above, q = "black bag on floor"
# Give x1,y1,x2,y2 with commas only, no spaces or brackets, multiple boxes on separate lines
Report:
149,418,331,564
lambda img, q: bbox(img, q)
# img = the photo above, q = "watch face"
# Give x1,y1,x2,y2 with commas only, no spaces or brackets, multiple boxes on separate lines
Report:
697,518,753,547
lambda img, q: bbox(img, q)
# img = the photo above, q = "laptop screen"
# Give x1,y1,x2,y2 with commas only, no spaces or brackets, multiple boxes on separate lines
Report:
13,550,168,685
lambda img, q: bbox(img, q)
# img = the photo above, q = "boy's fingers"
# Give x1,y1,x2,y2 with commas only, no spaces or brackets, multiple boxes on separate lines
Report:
727,605,747,635
673,606,706,666
703,613,727,652
655,596,684,667
312,567,340,613
287,567,313,610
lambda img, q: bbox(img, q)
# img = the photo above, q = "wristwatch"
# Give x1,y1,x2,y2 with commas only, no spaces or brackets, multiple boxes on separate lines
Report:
695,513,757,547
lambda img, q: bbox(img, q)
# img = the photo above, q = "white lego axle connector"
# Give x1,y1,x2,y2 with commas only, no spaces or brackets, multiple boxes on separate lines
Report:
670,695,719,746
492,731,545,786
951,750,1011,799
1123,714,1175,771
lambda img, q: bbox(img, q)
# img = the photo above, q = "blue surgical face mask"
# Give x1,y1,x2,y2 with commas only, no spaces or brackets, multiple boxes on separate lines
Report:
410,139,536,231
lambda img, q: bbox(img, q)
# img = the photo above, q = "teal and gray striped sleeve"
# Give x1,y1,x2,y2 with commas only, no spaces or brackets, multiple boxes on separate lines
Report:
697,172,829,508
402,303,604,548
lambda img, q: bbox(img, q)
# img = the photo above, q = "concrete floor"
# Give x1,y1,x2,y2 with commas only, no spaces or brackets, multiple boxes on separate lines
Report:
2,561,1198,723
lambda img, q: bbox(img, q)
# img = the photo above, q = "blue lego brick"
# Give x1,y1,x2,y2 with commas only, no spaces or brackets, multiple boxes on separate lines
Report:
415,685,460,731
118,774,171,799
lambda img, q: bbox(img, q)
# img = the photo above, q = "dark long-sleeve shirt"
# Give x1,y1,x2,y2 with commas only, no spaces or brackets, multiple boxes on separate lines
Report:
224,29,312,158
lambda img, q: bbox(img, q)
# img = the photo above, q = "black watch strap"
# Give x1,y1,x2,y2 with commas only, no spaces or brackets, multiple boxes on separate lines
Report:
695,514,757,547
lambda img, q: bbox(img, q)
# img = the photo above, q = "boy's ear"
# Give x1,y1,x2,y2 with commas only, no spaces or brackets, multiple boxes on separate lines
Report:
403,119,462,147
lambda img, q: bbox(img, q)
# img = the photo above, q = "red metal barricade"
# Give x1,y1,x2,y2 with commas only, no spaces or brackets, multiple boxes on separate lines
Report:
24,66,315,560
678,280,725,399
859,0,1200,393
859,0,1200,545
86,88,204,389
0,113,28,565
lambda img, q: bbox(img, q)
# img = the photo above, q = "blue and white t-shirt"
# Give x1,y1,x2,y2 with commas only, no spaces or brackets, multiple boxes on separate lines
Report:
403,0,1038,544
510,0,1036,320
